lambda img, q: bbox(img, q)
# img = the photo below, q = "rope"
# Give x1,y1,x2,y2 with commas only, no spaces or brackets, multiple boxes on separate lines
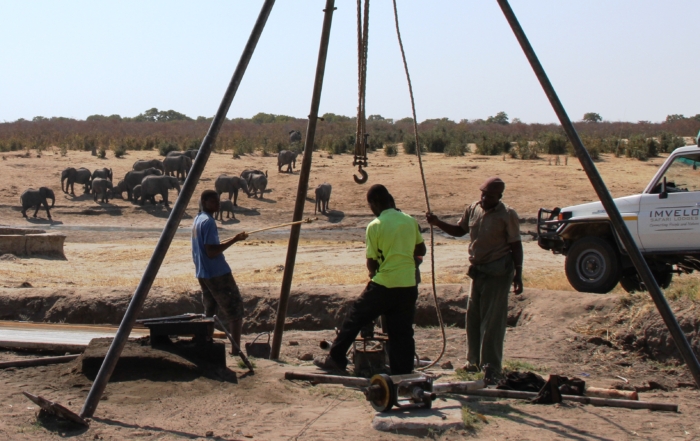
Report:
353,0,370,180
391,0,446,371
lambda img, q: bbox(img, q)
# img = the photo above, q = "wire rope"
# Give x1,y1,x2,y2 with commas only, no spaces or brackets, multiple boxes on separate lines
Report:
391,0,446,371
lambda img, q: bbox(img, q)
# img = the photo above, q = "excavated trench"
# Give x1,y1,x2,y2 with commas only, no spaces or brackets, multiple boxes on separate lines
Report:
0,284,527,333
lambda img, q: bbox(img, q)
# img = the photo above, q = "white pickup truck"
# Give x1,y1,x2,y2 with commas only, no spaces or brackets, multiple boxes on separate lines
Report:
538,145,700,293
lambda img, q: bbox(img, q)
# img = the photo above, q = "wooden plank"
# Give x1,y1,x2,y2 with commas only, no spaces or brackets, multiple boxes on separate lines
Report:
0,321,148,351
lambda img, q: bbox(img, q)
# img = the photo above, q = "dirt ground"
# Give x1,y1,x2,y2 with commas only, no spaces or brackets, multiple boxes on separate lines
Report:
0,289,698,440
1,149,699,439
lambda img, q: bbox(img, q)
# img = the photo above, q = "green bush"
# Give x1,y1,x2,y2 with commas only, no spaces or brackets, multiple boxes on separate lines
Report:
625,135,658,161
325,135,353,155
587,145,600,160
0,139,24,152
403,139,415,154
112,143,127,158
422,131,449,153
83,137,97,152
158,141,179,156
402,138,424,155
475,138,511,155
384,144,398,156
97,146,107,159
658,132,686,153
444,143,466,157
183,138,201,151
540,133,569,154
510,141,539,159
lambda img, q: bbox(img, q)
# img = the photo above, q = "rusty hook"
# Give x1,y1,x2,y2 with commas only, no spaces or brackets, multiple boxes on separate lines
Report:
353,166,368,184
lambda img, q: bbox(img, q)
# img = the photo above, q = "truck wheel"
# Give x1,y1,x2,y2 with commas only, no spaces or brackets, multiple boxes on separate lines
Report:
565,237,621,293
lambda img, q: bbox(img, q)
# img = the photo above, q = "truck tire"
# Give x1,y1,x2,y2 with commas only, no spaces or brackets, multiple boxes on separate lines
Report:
565,237,621,293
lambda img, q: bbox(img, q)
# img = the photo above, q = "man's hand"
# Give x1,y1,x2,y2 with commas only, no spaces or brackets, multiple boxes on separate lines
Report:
512,273,523,295
232,232,248,243
425,212,439,225
425,212,468,237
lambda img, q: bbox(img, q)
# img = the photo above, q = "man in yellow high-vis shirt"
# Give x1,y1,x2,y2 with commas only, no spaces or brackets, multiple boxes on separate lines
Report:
315,184,426,375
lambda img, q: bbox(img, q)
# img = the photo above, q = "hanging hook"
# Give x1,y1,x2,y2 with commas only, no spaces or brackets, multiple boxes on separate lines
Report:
353,166,368,184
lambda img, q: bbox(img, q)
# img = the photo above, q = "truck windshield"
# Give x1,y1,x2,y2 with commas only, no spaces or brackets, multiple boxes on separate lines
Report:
650,154,700,193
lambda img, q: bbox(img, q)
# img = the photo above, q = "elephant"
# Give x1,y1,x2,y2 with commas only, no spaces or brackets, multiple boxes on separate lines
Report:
247,173,267,199
140,175,181,208
277,150,298,173
61,167,92,195
91,178,114,203
132,185,142,203
167,149,198,160
123,167,162,200
20,187,55,220
215,174,250,206
163,155,192,180
216,199,236,220
112,180,128,199
132,159,164,172
289,130,302,144
92,167,113,183
240,169,268,182
314,183,332,214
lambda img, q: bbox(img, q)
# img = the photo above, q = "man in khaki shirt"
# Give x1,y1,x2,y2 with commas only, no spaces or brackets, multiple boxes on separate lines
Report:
426,177,523,376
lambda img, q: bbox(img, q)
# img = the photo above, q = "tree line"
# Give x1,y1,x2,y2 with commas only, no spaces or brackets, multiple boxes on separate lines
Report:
2,109,699,162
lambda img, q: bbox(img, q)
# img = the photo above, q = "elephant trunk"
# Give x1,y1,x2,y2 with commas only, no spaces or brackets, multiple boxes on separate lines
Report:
49,195,55,207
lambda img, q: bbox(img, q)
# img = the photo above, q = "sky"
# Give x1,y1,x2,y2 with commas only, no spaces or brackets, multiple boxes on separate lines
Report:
1,1,698,124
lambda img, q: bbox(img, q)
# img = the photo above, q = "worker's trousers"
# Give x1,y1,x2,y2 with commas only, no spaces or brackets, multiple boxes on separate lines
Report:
329,282,418,375
466,255,514,373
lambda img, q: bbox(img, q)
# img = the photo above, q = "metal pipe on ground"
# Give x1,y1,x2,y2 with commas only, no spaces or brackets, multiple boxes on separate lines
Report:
270,0,337,360
496,0,700,388
0,355,79,369
448,388,677,412
77,0,277,419
284,371,370,388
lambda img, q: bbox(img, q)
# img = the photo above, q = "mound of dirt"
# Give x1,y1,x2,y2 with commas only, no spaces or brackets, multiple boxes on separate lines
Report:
78,337,233,382
614,299,700,363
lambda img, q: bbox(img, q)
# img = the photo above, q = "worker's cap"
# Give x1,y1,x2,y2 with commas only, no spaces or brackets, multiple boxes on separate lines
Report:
479,176,505,194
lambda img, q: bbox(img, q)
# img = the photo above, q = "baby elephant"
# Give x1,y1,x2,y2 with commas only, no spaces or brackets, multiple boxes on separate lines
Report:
92,178,113,203
315,183,332,214
20,187,55,220
216,199,236,221
132,185,143,203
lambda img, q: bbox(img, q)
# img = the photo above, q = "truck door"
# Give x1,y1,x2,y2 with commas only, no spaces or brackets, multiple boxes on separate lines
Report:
638,153,700,251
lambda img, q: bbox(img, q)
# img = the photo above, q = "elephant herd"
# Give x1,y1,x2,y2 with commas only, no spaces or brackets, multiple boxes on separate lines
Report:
59,159,184,209
19,148,333,222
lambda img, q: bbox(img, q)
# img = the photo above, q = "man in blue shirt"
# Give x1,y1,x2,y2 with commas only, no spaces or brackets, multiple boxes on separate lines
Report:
192,190,248,352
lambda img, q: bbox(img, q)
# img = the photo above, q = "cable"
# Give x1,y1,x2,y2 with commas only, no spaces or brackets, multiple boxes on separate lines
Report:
391,0,446,371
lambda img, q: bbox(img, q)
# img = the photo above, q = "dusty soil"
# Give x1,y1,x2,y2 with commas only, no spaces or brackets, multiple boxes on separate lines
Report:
1,149,699,439
0,288,698,440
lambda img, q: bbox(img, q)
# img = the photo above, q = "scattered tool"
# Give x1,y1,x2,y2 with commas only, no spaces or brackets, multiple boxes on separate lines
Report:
213,315,254,374
364,373,436,412
285,371,370,388
23,392,88,427
448,388,677,412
